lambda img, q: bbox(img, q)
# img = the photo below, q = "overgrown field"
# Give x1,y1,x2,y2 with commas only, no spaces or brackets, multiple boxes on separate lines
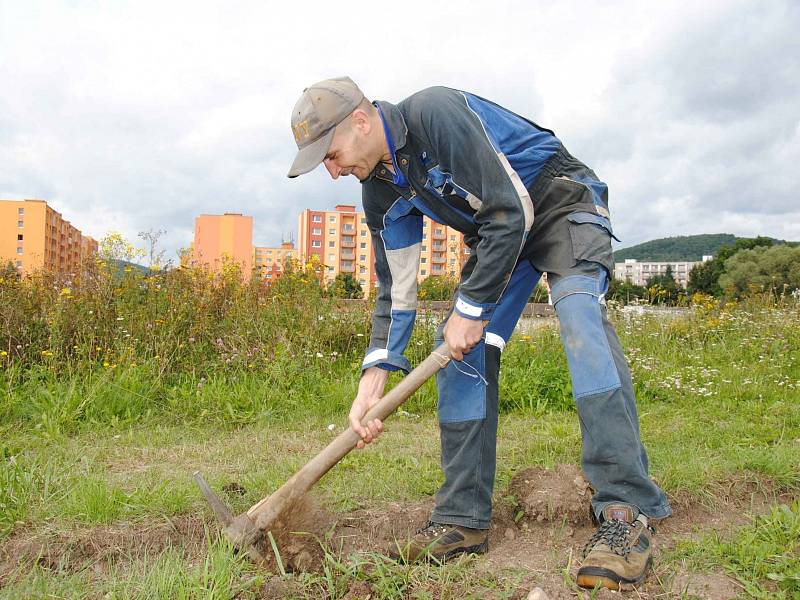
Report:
1,265,798,598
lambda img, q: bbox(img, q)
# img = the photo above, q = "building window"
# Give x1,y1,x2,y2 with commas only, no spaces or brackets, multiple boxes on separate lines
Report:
17,221,23,228
312,214,322,222
360,266,366,274
328,241,335,247
329,254,335,261
311,240,321,248
421,257,427,263
312,228,321,235
361,217,366,224
359,279,366,285
16,260,22,267
421,245,426,251
18,207,24,215
360,230,367,237
360,242,366,248
359,254,366,261
329,228,335,235
421,269,427,275
17,234,23,241
422,233,427,240
329,216,336,222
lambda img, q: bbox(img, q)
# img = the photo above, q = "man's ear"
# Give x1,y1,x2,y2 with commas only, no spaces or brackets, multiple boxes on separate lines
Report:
349,108,372,135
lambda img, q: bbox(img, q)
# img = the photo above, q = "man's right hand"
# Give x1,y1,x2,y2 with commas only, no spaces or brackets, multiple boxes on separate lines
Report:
349,366,390,449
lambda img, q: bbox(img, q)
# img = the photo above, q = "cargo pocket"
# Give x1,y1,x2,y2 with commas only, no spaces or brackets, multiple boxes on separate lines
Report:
566,212,616,275
436,339,487,423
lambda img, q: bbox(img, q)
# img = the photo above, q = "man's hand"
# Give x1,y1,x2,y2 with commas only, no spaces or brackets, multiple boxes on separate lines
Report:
349,366,390,449
444,312,488,360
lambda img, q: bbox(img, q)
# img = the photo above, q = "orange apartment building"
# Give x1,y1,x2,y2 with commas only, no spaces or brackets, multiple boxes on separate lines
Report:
192,213,254,280
253,241,296,281
297,204,467,291
298,204,375,289
0,199,98,277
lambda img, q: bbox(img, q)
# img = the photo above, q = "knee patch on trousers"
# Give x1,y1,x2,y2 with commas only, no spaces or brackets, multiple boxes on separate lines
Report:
435,337,487,423
551,274,621,399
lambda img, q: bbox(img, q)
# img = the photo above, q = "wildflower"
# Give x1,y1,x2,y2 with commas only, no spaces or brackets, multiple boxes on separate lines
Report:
116,317,124,321
41,350,54,357
0,351,7,357
103,361,110,367
327,423,335,431
60,287,71,296
315,352,324,358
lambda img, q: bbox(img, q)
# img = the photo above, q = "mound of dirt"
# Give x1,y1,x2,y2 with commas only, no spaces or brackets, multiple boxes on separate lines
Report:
506,464,593,525
250,494,337,573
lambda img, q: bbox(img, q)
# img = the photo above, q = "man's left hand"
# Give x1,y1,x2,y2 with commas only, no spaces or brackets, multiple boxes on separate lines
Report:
444,313,488,360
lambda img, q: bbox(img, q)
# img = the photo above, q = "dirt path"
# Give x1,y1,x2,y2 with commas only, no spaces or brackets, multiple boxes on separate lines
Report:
1,465,793,599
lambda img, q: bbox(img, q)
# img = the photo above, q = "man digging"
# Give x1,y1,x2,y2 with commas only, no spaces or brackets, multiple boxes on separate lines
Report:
287,77,672,591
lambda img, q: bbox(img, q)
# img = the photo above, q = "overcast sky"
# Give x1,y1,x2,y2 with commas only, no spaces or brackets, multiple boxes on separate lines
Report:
1,0,798,264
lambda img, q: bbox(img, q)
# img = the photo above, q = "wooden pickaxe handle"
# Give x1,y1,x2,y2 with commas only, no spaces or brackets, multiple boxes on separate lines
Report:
246,342,451,533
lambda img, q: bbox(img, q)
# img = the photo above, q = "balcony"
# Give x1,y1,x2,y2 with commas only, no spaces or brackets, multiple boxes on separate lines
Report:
340,262,355,272
432,253,446,264
341,251,355,260
432,230,446,240
341,238,355,248
432,242,446,251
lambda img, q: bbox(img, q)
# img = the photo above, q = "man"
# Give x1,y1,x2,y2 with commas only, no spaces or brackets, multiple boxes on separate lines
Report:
287,77,671,590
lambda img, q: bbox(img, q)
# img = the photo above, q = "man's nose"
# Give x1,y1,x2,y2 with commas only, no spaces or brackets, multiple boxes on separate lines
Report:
323,159,340,180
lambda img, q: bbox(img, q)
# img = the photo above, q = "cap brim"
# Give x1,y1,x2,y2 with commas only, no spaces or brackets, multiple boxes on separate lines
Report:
286,128,335,178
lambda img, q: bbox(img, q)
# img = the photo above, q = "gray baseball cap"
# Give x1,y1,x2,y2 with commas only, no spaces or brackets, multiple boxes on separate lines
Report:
287,76,365,178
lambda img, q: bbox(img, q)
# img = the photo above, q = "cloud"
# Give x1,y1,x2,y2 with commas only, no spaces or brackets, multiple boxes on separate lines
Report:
0,0,798,263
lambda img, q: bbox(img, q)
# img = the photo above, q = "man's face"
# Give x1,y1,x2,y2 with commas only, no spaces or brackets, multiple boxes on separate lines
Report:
323,120,376,182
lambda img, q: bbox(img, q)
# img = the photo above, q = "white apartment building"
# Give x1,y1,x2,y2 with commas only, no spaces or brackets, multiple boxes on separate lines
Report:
614,256,713,288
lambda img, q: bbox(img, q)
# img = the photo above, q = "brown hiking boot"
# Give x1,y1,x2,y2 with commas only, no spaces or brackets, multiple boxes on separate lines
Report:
387,520,489,563
576,504,654,590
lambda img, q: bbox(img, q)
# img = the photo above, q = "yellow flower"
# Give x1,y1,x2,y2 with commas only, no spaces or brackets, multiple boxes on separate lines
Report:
0,351,7,357
60,287,71,296
41,350,54,357
103,361,110,367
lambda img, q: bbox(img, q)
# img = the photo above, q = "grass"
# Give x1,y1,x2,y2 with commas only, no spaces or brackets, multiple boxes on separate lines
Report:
1,265,799,597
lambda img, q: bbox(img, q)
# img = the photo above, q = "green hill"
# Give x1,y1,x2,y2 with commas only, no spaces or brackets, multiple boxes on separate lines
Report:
613,234,739,262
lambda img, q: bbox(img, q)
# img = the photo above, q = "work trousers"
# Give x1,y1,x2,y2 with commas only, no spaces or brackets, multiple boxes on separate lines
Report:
431,161,672,529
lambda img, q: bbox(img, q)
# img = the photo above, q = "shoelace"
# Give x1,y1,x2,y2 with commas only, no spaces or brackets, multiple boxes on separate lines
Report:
583,519,642,558
415,521,450,540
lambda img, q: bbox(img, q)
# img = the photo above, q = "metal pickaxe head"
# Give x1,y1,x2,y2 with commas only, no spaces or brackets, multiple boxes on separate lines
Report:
193,471,270,564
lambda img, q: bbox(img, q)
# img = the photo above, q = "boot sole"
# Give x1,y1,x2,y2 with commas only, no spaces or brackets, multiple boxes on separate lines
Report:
576,557,652,591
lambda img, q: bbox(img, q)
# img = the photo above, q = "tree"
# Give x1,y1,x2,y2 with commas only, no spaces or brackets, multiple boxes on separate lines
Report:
719,244,800,298
687,236,776,296
607,278,646,304
99,232,145,264
645,265,681,304
138,228,167,270
418,275,458,301
329,273,364,299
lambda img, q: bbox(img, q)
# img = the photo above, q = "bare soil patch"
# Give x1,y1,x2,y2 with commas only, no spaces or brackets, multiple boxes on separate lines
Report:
1,464,794,599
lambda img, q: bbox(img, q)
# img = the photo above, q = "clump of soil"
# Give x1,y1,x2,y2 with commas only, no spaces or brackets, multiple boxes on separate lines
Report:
250,494,336,573
506,464,593,525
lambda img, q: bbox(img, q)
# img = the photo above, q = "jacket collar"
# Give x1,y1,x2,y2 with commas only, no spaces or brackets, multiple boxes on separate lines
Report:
367,100,409,183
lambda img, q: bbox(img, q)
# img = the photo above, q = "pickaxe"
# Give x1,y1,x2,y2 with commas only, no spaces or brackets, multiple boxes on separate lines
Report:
194,342,451,564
